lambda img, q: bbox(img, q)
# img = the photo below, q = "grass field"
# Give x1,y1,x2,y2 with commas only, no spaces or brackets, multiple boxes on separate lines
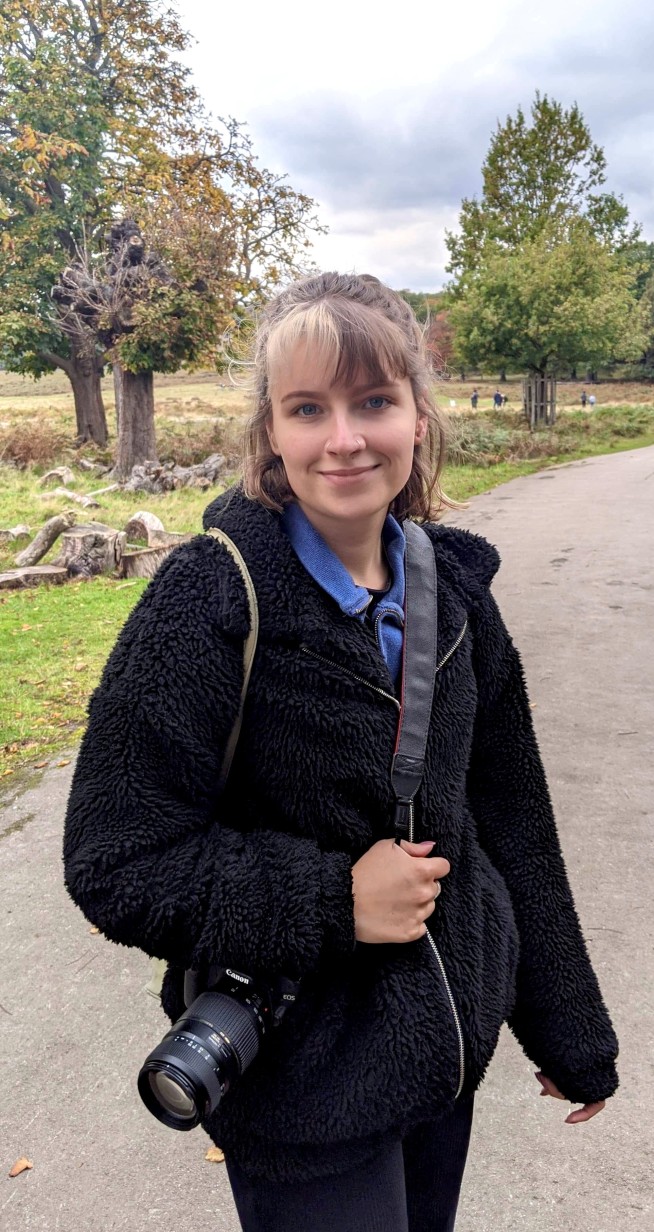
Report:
1,369,653,781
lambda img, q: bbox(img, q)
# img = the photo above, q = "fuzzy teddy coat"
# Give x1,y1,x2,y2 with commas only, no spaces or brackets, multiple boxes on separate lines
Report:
63,486,619,1182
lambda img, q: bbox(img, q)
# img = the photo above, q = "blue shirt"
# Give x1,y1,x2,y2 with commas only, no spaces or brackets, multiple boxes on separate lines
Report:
282,503,405,686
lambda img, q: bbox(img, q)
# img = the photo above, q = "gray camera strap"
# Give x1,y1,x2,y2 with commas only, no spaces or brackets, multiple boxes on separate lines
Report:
392,521,438,843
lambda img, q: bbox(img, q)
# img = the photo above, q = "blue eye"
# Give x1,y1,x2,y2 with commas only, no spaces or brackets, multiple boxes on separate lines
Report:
365,396,389,410
295,404,320,418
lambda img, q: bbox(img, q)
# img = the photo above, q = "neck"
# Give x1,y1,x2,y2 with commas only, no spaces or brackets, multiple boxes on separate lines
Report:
298,503,389,589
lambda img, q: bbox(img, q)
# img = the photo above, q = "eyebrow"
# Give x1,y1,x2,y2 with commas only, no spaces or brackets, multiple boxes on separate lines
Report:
280,381,400,404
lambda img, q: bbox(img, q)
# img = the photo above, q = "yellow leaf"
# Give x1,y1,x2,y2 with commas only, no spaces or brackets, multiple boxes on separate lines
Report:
9,1158,33,1177
89,926,100,935
204,1146,225,1164
56,760,71,768
34,761,49,768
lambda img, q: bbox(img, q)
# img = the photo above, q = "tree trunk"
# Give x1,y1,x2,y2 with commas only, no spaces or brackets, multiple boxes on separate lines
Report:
112,367,157,481
69,356,108,446
113,362,123,436
499,368,507,382
38,341,107,445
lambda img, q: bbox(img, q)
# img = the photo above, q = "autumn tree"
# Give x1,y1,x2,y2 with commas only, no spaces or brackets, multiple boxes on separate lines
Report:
0,0,199,442
0,2,322,460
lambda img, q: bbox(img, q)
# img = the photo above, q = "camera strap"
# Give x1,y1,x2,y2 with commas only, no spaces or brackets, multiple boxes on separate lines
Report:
392,521,438,844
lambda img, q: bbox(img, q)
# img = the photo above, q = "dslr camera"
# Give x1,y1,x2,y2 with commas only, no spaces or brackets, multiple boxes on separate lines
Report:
138,964,300,1130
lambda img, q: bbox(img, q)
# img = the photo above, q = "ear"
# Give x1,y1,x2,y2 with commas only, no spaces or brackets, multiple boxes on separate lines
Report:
266,419,281,456
414,411,428,445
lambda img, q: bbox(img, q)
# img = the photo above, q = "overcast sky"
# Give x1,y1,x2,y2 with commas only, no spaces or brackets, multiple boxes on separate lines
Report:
177,0,654,291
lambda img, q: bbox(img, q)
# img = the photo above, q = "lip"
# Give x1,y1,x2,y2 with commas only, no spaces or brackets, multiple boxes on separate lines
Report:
318,465,379,483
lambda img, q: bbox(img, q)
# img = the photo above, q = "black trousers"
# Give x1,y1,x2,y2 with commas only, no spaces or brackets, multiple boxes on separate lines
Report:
225,1096,474,1232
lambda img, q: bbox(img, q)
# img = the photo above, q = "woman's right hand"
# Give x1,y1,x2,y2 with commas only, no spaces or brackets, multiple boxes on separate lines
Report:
351,839,450,944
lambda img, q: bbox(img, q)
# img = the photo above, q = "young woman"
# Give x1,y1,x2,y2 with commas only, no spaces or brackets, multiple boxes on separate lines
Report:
63,273,618,1232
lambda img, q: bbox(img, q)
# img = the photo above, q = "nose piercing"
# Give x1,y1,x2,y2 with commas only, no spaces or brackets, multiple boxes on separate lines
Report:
354,437,364,449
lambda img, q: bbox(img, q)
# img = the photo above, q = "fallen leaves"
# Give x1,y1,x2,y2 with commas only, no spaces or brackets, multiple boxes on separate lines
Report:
34,761,49,768
8,1158,33,1177
56,759,71,768
89,926,100,935
205,1146,225,1164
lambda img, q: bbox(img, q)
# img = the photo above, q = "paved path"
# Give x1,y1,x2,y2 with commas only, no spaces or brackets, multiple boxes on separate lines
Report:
2,446,652,1232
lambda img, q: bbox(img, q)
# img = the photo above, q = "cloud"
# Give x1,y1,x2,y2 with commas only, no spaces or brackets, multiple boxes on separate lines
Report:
180,0,654,286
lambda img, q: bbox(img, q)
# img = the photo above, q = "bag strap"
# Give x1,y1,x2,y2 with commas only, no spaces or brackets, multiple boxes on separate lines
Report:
145,527,259,1001
205,527,260,791
391,520,438,843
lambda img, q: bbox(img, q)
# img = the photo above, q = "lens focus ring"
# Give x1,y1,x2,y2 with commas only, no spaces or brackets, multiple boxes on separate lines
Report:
190,991,261,1073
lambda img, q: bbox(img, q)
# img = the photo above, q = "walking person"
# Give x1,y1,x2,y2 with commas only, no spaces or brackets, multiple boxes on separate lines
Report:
63,273,618,1232
493,388,503,409
470,388,478,409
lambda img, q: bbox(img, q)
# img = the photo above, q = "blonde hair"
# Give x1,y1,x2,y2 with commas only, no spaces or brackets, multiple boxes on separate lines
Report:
242,272,456,522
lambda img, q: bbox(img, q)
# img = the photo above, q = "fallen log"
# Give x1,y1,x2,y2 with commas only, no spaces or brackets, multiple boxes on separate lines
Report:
15,511,77,567
149,529,194,548
40,466,76,487
122,454,226,494
0,565,69,590
36,487,100,509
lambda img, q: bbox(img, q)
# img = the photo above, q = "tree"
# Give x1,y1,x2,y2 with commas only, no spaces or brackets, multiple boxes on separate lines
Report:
425,310,455,372
446,93,639,289
0,3,321,457
0,0,201,442
397,290,444,323
449,221,647,379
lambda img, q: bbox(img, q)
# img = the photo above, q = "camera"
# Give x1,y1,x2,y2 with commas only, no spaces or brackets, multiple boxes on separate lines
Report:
138,964,299,1131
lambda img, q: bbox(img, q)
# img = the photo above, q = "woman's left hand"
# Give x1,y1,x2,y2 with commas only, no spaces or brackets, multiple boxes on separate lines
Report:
535,1072,606,1124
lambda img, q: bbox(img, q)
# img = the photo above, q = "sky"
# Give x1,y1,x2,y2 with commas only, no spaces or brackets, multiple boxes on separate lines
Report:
177,0,654,291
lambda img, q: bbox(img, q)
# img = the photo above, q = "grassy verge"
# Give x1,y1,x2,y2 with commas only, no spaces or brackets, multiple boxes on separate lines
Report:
1,403,653,780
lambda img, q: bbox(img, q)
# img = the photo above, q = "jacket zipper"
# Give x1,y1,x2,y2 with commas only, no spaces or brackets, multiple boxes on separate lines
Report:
301,624,468,1099
299,646,401,711
408,801,466,1100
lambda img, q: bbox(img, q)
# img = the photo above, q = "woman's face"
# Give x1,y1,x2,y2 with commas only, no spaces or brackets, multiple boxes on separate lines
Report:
267,342,427,529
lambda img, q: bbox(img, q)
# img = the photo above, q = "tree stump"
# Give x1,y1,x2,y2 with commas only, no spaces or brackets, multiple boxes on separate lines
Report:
119,544,178,579
0,566,69,590
15,512,77,567
124,511,165,545
54,526,127,576
0,525,31,547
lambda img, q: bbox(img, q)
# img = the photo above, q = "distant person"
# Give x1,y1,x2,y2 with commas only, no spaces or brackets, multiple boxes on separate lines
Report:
581,390,587,407
471,388,479,409
588,393,596,408
493,388,503,409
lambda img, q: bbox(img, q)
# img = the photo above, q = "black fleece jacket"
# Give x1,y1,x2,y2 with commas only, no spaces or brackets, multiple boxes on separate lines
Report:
63,487,619,1181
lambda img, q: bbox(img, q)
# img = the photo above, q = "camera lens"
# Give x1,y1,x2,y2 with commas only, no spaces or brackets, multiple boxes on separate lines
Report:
138,988,265,1131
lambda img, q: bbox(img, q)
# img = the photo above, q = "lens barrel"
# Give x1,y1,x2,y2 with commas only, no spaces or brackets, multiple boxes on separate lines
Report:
138,986,267,1131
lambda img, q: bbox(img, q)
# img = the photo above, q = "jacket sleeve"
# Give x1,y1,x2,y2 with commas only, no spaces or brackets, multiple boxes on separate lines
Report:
62,540,356,980
466,588,619,1105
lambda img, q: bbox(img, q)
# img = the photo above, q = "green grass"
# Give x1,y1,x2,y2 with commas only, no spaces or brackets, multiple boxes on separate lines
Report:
1,399,654,779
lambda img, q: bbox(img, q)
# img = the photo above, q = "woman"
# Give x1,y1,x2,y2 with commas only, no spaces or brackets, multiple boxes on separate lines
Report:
63,273,618,1231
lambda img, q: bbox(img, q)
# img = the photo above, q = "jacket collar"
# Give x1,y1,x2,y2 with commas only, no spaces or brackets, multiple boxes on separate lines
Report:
202,486,470,696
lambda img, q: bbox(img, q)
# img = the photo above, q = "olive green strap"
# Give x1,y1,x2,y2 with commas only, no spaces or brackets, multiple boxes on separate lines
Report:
145,527,259,1000
204,527,260,791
